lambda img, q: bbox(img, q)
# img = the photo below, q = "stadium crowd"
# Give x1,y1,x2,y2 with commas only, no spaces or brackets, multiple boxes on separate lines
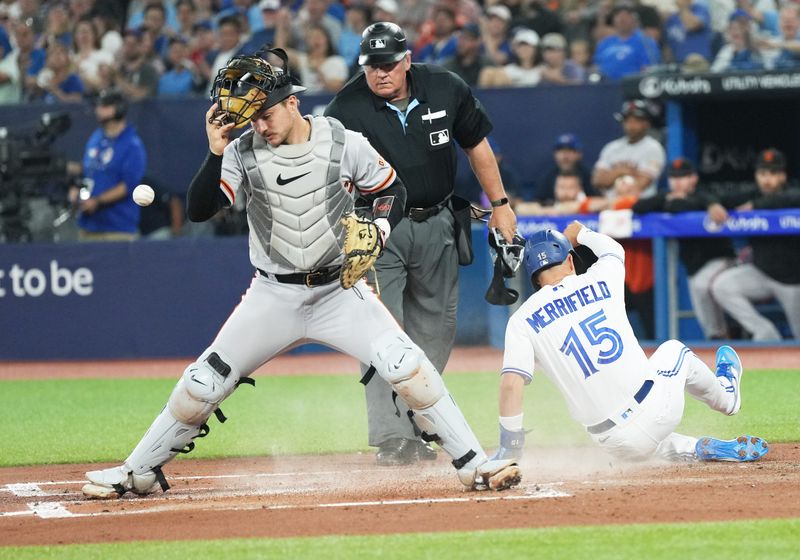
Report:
0,0,797,341
3,0,800,103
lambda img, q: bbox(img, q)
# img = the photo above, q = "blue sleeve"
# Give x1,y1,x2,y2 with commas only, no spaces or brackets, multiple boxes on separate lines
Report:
415,43,433,62
62,74,85,94
27,49,46,75
0,27,11,58
120,138,147,190
762,11,779,35
641,35,661,65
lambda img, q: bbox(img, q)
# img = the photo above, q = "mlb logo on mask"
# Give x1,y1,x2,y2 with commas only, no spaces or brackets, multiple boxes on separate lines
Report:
429,129,450,146
370,39,386,49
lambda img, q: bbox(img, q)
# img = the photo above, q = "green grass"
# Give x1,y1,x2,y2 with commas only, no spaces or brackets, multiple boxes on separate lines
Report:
0,369,797,467
1,518,799,560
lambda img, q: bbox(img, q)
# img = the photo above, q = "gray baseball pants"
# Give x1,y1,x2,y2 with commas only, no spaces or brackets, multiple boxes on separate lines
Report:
710,264,800,341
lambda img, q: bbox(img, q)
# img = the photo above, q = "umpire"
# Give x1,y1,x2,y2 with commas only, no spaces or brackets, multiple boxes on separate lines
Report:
325,22,517,466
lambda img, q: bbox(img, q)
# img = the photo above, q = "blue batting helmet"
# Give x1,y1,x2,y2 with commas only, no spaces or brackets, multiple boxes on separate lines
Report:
524,229,573,288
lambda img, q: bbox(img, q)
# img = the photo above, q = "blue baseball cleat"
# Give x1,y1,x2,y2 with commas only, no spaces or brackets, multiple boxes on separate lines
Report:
695,435,769,462
716,345,742,415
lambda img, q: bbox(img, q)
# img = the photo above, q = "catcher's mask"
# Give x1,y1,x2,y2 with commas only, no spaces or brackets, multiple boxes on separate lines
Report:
485,228,526,306
209,47,307,128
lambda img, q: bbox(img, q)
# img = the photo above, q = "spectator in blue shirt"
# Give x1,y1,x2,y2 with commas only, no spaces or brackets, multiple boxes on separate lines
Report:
760,4,800,69
68,90,147,241
142,2,171,58
238,0,280,56
0,23,12,58
415,3,459,64
337,3,370,70
33,42,84,104
711,9,764,72
665,0,713,63
484,4,514,66
593,2,661,81
158,37,202,97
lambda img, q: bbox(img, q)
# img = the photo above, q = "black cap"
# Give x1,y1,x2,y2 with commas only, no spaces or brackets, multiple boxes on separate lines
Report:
668,157,696,177
359,22,408,66
96,88,126,106
614,100,653,122
755,148,786,171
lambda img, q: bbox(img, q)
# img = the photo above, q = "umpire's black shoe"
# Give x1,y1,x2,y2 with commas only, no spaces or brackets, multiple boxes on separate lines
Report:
375,438,418,466
416,440,438,461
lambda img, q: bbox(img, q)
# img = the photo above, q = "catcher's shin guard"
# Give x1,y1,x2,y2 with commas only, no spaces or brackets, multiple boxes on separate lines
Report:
370,331,521,490
83,351,242,499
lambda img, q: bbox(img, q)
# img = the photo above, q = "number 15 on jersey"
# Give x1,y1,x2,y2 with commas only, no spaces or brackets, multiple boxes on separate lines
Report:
559,309,623,378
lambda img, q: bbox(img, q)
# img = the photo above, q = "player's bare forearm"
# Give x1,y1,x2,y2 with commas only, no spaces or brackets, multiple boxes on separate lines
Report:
563,220,584,247
592,168,616,190
499,373,525,417
464,138,517,241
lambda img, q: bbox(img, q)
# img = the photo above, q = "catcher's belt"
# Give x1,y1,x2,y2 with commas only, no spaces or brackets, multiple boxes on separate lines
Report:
257,266,341,287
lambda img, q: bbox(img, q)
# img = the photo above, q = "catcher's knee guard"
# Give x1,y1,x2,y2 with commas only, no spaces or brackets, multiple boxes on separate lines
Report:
169,350,242,424
88,351,244,498
370,331,492,488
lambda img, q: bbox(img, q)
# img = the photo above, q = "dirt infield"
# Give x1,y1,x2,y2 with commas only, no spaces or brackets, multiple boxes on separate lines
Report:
1,346,798,547
1,444,799,546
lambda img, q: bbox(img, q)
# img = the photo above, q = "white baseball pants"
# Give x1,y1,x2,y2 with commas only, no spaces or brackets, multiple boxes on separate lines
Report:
587,340,735,462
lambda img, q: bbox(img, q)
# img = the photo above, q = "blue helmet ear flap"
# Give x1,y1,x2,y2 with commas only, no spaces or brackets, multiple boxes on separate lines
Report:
523,229,573,290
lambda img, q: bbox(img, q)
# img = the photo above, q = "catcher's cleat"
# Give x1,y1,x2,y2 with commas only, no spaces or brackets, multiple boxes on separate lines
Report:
82,465,161,499
715,345,743,415
472,459,522,491
695,435,769,462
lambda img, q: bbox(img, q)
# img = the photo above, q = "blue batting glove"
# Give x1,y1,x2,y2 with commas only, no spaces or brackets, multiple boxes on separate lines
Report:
490,424,525,461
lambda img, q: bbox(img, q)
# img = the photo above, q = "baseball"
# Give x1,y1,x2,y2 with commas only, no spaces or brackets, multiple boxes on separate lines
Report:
132,184,155,207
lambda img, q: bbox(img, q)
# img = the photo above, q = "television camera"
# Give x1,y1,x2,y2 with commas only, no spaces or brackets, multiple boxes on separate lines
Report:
0,111,73,242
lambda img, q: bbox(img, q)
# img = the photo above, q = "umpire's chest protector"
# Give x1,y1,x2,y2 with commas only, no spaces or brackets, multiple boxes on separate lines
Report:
237,116,354,271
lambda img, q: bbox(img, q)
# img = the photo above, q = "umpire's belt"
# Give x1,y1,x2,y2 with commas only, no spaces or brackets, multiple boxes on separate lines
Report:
586,380,654,435
407,194,452,222
258,266,341,287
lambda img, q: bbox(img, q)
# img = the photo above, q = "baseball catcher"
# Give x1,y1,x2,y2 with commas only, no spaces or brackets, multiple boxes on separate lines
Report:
81,48,521,499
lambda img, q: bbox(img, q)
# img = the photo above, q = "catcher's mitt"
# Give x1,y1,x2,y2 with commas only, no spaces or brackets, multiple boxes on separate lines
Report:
340,213,383,289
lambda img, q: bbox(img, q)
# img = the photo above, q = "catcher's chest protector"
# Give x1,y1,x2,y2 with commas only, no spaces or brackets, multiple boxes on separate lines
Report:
238,117,353,270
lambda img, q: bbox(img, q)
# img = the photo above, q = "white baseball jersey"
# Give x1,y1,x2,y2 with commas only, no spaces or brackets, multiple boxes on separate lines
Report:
594,135,665,198
218,115,396,274
502,228,655,427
